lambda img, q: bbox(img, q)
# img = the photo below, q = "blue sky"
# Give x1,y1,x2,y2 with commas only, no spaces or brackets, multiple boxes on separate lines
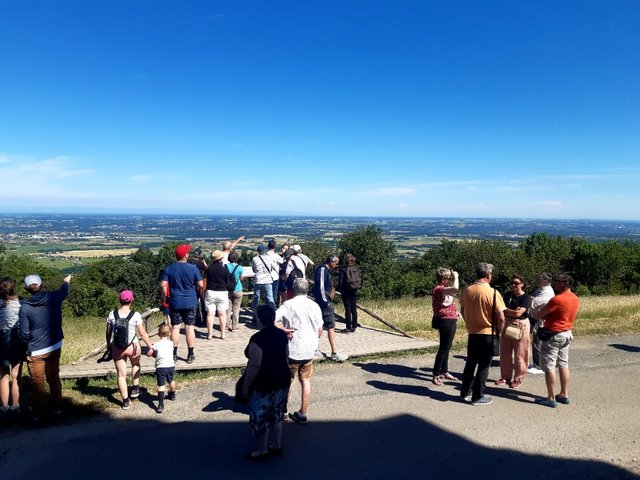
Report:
1,1,639,220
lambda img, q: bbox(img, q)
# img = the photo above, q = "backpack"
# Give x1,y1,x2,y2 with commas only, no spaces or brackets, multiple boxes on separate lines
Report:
346,266,362,290
286,258,305,289
112,310,135,349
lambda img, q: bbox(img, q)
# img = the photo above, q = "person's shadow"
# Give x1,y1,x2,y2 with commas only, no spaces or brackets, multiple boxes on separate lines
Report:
609,343,640,353
202,391,249,414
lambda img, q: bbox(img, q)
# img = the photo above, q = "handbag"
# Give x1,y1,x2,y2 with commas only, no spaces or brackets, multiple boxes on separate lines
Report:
537,327,555,342
491,288,500,356
234,369,250,404
504,323,523,341
431,315,442,329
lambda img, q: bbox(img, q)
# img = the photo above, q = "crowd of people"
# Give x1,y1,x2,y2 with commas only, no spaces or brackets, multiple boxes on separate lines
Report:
431,262,580,408
1,243,580,460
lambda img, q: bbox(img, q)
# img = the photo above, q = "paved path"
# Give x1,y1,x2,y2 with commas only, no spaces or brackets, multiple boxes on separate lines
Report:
3,334,639,479
60,308,435,378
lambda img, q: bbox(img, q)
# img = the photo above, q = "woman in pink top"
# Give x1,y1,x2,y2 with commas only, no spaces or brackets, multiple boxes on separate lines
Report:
431,268,460,385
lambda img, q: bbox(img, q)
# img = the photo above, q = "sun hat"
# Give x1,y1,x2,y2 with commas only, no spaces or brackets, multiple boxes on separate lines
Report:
211,250,224,262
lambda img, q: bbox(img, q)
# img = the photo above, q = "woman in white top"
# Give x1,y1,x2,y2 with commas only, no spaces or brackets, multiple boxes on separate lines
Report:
0,277,25,413
106,290,153,409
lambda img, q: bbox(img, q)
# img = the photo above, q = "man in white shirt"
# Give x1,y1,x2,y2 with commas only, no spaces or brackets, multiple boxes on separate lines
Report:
251,244,276,324
528,272,555,374
266,240,284,306
275,278,323,425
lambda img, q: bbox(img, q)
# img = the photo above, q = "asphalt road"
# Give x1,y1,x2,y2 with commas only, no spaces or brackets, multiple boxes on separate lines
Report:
2,334,639,479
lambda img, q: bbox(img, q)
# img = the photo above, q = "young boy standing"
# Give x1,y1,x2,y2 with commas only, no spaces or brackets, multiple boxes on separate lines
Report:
147,324,176,413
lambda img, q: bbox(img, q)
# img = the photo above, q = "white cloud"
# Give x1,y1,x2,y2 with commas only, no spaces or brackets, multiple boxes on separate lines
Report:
355,187,414,197
0,154,94,199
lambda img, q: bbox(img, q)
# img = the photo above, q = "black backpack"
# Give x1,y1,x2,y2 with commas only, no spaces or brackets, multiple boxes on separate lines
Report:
112,310,135,349
286,258,305,289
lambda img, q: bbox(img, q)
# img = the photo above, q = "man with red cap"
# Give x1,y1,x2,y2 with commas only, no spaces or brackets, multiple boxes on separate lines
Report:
160,245,204,364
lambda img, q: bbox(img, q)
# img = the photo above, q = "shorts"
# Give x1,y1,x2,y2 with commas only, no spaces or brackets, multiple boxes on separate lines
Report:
169,306,197,326
156,366,175,386
540,330,573,370
289,358,313,381
111,342,141,361
0,328,26,368
205,290,230,312
248,388,289,436
321,303,336,330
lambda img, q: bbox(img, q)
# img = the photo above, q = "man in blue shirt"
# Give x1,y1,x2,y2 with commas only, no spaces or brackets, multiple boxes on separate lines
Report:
160,245,203,364
313,255,348,362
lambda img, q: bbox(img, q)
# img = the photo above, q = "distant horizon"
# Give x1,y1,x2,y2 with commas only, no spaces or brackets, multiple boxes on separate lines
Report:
1,210,639,224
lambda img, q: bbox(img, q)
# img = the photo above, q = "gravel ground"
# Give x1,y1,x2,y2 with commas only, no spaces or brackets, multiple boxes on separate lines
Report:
2,334,639,479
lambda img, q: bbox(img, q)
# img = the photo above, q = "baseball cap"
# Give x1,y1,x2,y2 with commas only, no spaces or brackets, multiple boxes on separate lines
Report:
119,290,134,303
175,244,191,258
257,244,266,253
24,274,42,288
292,244,301,253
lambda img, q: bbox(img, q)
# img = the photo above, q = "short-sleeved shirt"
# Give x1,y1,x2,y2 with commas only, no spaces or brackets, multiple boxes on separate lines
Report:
205,262,232,292
286,255,309,279
226,263,244,292
153,338,175,368
161,261,202,309
432,285,458,319
106,309,142,344
544,290,580,332
266,251,283,281
252,254,275,285
0,298,21,330
504,292,533,319
529,285,555,320
460,282,506,335
276,295,323,360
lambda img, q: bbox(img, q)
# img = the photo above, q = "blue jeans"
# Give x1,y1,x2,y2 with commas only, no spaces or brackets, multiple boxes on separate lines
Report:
252,283,275,322
271,280,280,307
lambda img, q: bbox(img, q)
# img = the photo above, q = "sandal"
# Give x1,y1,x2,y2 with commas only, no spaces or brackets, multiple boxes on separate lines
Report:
432,376,443,386
442,373,457,381
510,379,522,389
495,378,508,386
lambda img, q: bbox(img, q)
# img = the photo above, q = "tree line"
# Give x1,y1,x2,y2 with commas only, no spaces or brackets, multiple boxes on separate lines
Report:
1,227,639,318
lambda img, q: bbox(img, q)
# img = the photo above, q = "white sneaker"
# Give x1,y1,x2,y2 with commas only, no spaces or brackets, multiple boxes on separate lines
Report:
329,352,348,362
528,366,544,375
313,349,325,360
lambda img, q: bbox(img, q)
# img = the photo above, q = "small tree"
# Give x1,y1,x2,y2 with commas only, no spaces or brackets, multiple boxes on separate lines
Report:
337,225,398,298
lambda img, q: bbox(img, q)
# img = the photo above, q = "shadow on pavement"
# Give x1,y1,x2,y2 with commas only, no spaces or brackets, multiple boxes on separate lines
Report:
2,414,637,480
609,343,640,353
